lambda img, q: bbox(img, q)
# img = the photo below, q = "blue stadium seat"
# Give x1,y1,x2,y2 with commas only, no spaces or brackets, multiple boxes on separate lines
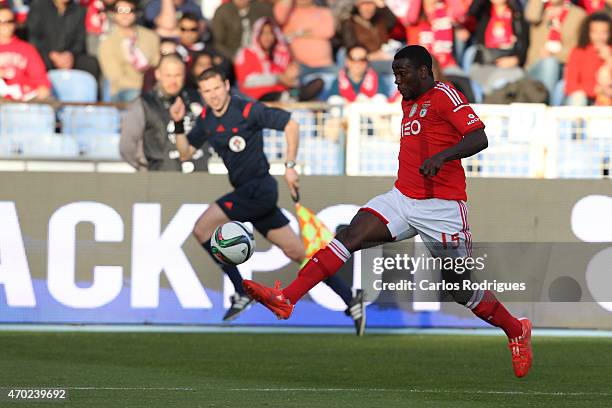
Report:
20,134,79,158
59,105,120,155
0,103,55,136
101,79,112,103
48,69,98,103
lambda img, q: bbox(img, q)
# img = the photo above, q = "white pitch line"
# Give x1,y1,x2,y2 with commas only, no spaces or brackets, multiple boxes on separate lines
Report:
229,388,612,397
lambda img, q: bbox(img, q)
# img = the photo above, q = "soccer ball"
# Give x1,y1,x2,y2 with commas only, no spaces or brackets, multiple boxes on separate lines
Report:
210,221,255,265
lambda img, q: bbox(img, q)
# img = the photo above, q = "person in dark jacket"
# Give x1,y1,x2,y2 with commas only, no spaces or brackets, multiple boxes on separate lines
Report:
26,0,100,78
466,0,529,94
120,53,209,172
337,0,401,73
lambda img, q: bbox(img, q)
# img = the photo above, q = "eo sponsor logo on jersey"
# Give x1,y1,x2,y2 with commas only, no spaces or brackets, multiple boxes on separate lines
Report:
402,119,421,136
466,113,480,126
228,135,246,152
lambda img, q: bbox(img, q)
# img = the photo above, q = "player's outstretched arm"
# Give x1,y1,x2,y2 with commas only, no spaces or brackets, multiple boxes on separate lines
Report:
283,119,300,197
420,128,488,177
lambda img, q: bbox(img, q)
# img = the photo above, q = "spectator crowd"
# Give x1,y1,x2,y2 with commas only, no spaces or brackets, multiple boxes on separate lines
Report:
0,0,610,105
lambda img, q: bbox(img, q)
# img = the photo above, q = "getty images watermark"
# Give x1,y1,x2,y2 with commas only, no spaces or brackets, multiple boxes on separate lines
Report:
369,253,527,293
358,242,612,303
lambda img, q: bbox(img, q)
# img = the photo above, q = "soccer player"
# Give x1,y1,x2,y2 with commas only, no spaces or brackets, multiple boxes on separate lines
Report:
243,46,533,377
171,67,366,333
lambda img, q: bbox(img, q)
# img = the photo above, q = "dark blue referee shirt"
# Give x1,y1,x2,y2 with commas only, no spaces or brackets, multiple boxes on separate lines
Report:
187,95,291,188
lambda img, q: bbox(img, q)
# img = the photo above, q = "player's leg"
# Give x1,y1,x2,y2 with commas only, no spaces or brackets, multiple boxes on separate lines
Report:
265,220,365,335
244,188,408,319
192,201,253,321
413,199,531,377
264,223,306,264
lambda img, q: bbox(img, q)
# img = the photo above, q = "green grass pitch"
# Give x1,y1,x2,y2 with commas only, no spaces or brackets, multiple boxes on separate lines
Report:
1,331,611,407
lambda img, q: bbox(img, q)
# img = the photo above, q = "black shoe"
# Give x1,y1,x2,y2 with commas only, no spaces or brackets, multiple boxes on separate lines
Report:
345,289,366,336
223,293,255,322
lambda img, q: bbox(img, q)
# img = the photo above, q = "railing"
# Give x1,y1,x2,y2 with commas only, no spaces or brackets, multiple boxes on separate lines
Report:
0,100,610,178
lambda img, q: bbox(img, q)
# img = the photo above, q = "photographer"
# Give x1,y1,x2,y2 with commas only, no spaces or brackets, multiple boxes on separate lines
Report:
120,53,209,172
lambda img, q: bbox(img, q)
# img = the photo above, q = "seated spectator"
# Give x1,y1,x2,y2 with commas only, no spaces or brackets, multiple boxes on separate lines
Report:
525,0,586,96
327,44,384,103
274,0,335,77
0,5,50,101
212,0,273,60
185,49,234,91
338,0,401,73
98,0,160,102
467,0,528,94
176,13,210,64
26,0,100,79
120,53,208,172
185,50,214,90
234,17,323,101
565,12,612,105
405,0,466,74
145,0,203,37
84,0,118,55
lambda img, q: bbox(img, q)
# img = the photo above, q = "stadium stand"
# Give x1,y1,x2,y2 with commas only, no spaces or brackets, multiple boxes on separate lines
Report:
48,70,98,103
0,0,608,175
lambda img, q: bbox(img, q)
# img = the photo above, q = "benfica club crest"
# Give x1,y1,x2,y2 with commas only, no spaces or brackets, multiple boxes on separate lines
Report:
409,103,418,117
420,103,430,117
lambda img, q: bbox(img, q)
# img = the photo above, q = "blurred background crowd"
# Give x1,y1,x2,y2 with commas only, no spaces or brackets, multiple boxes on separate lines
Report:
0,0,610,107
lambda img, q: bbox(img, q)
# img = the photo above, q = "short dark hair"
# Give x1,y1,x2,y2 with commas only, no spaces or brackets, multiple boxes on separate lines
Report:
394,45,433,77
197,66,226,82
0,4,14,14
346,44,368,57
179,12,200,24
577,12,612,49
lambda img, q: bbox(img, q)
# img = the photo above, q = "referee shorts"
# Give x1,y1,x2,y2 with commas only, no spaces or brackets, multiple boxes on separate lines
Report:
216,175,289,237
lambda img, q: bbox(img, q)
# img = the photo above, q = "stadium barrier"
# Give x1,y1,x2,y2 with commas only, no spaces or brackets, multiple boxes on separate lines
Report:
0,100,610,178
0,172,611,329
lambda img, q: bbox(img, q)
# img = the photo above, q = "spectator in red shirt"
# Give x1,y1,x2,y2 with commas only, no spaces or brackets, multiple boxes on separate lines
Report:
84,0,118,55
405,0,466,74
234,17,322,101
0,5,51,101
565,12,612,105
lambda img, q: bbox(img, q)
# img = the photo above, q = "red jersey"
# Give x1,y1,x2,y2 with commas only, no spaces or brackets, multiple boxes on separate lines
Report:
0,37,51,101
395,81,485,201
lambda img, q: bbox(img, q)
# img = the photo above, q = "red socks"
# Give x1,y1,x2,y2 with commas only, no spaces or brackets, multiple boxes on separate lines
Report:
283,240,350,304
472,290,523,339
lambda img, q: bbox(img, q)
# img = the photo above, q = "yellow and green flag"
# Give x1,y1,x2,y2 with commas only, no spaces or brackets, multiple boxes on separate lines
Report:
295,202,334,267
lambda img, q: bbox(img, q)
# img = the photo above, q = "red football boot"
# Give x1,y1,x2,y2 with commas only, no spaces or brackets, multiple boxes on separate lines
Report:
508,318,533,378
243,280,294,320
